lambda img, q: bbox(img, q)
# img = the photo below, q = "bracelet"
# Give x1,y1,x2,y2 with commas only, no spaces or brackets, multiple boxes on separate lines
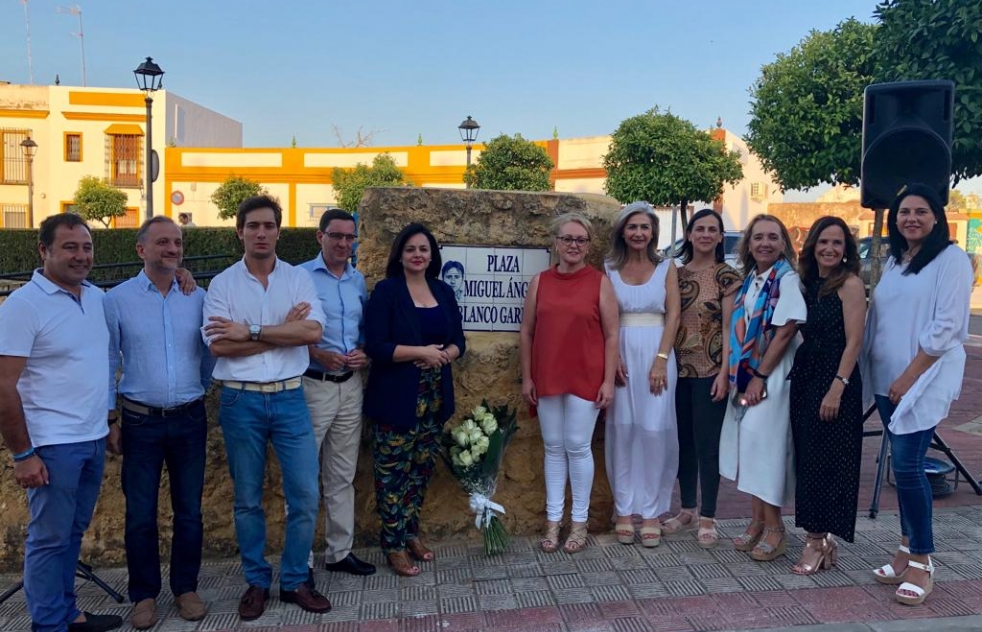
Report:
12,447,36,462
752,368,770,380
656,352,670,361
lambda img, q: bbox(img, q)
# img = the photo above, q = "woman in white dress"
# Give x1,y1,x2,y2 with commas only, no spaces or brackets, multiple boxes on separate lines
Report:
863,183,973,606
604,202,681,547
719,214,806,562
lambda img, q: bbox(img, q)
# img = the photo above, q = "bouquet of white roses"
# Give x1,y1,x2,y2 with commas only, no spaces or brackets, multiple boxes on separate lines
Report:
441,400,518,555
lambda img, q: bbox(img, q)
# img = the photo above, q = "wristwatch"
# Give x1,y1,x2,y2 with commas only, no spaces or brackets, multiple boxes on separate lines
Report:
249,324,262,341
835,374,850,386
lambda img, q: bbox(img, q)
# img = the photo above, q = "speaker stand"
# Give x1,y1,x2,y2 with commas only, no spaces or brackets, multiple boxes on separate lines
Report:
0,561,125,605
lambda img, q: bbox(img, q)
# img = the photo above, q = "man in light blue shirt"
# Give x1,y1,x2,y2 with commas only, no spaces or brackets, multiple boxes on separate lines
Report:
104,216,213,630
300,209,375,576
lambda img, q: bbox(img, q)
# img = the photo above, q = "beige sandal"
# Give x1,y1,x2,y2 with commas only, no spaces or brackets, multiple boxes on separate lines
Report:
563,521,588,554
750,526,787,562
540,521,561,553
639,520,661,548
661,510,696,535
614,517,635,545
733,520,764,552
696,517,719,549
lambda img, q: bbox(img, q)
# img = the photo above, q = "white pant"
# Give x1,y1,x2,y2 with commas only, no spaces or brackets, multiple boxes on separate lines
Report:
537,394,599,523
302,372,364,563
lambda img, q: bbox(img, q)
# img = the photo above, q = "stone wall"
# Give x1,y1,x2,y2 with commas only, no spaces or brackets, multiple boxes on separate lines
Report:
0,187,623,570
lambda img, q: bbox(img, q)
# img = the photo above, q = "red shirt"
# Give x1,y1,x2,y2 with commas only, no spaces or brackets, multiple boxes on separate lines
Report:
532,265,605,401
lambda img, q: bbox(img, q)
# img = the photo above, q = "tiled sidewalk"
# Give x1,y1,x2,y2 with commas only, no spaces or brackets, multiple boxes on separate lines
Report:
5,506,982,631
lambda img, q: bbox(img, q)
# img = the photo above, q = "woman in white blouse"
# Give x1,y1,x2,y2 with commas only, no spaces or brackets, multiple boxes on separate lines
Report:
863,183,973,606
719,215,806,562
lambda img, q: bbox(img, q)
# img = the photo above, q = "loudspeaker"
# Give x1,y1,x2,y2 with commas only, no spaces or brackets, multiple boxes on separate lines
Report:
860,80,954,209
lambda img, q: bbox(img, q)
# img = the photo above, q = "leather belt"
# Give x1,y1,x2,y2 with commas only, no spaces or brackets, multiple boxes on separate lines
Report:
121,397,203,418
222,377,303,393
304,369,354,383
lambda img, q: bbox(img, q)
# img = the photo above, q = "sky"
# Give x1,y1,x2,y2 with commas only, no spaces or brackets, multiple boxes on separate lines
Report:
1,0,979,200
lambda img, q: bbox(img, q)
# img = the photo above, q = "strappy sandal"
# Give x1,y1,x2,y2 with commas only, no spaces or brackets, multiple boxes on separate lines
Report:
696,517,719,549
563,521,588,554
733,520,764,552
750,526,787,562
540,521,561,553
792,534,836,575
407,538,435,562
614,516,635,545
895,558,934,606
874,544,910,585
661,509,696,535
639,520,661,548
386,551,420,577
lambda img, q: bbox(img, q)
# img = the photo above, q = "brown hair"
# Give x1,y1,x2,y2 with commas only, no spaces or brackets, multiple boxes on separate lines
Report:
736,214,797,277
798,216,860,297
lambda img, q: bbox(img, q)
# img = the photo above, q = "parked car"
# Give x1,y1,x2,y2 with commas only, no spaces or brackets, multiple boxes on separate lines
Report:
663,231,743,267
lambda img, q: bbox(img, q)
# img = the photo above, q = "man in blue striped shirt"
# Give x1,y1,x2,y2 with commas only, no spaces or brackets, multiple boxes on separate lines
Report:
104,216,214,630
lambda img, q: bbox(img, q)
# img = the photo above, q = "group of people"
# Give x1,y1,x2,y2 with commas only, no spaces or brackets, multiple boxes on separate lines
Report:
519,183,972,608
0,183,971,631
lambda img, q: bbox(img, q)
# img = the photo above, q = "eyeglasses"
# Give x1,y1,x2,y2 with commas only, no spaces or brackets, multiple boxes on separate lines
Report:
326,232,357,242
557,235,590,246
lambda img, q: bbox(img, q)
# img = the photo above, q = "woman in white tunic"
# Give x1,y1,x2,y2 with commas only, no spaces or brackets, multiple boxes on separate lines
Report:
719,214,806,562
863,183,973,606
604,202,681,547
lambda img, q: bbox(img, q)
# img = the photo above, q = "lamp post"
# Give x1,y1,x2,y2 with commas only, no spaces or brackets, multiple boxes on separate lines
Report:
20,136,37,228
458,116,480,187
133,56,164,218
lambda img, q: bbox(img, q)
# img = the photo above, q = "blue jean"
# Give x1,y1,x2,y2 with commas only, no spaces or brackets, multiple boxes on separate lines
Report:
24,439,106,632
219,386,319,591
121,400,207,602
876,395,936,555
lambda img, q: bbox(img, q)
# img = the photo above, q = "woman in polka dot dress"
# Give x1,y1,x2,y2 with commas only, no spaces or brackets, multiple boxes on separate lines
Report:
788,216,866,575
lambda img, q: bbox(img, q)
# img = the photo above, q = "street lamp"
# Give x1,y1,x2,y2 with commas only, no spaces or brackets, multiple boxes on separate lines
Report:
20,137,37,228
133,56,164,218
458,116,480,187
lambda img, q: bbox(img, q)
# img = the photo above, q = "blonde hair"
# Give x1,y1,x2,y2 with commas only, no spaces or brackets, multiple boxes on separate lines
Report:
551,212,594,239
606,201,662,270
737,214,797,276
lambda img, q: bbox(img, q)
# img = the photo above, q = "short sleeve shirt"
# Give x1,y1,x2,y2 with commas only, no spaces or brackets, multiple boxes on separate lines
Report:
675,263,741,378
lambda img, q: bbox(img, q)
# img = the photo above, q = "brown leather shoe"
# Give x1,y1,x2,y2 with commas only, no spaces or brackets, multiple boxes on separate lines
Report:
129,598,156,630
175,591,208,621
238,585,269,621
280,583,332,614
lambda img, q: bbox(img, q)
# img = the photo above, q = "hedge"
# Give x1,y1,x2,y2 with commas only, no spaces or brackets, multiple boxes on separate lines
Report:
0,228,321,285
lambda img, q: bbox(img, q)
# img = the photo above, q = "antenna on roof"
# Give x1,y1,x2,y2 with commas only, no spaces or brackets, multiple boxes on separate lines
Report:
57,5,87,87
21,0,34,84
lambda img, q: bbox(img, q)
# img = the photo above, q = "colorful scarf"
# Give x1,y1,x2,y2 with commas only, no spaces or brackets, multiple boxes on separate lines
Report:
727,258,793,394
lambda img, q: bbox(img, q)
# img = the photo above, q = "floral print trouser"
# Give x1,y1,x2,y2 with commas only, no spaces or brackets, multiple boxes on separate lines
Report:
373,368,443,553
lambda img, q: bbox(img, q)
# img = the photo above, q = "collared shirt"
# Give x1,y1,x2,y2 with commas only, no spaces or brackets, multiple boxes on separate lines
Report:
300,255,367,373
202,257,326,382
105,270,214,408
0,270,109,447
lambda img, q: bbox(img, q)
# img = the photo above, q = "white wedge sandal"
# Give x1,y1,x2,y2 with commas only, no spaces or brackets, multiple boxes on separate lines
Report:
894,558,934,606
873,544,910,585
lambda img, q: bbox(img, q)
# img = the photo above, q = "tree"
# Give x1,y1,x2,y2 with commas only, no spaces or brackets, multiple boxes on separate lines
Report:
874,0,982,185
745,19,876,192
211,175,268,221
463,134,554,191
603,107,743,224
332,153,410,213
948,189,982,212
72,176,127,228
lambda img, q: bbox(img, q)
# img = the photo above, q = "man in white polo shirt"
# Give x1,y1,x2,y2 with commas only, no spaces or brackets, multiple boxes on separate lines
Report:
0,213,122,632
202,195,331,621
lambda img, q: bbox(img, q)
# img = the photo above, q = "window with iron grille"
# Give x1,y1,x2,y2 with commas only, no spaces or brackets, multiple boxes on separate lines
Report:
105,134,142,188
0,129,30,185
1,204,28,229
65,133,82,162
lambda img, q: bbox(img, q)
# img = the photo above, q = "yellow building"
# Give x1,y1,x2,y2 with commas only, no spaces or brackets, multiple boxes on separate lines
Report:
0,83,241,228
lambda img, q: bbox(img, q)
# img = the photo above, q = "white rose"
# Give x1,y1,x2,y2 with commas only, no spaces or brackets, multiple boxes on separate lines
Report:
459,450,474,467
461,419,478,433
453,429,469,447
472,406,487,418
474,435,490,453
468,430,483,444
481,417,498,435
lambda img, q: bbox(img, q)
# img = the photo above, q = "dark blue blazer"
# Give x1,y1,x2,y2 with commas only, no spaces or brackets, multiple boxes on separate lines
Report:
364,276,466,430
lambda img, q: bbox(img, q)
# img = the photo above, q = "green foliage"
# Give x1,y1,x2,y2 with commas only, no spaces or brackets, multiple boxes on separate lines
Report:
0,227,320,286
211,175,269,221
72,176,128,228
745,19,876,191
603,108,743,209
331,153,410,213
948,189,982,211
463,134,554,191
873,0,982,184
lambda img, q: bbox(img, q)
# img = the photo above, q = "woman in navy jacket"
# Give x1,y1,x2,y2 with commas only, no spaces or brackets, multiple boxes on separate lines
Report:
364,223,466,577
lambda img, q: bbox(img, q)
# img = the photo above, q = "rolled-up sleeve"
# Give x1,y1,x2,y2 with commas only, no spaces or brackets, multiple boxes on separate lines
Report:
920,248,973,356
201,276,229,347
296,267,326,333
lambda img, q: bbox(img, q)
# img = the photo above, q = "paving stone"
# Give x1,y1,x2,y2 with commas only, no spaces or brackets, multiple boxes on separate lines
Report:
473,578,512,595
514,590,556,608
589,585,632,602
439,596,478,614
476,593,518,611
